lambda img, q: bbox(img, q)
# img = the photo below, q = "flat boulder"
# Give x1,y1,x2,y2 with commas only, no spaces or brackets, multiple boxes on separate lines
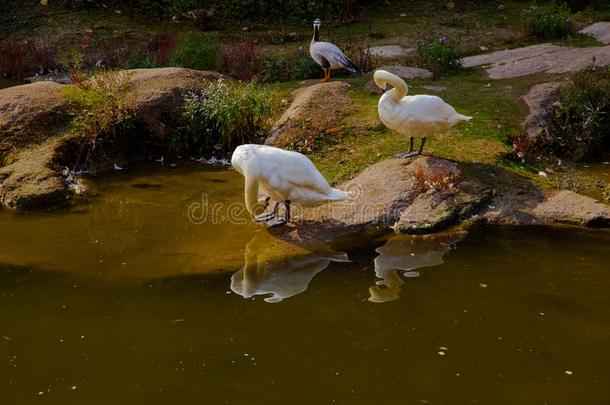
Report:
463,43,610,79
367,45,415,59
580,22,610,45
0,138,66,209
266,81,353,148
0,81,67,131
529,190,610,227
0,81,69,159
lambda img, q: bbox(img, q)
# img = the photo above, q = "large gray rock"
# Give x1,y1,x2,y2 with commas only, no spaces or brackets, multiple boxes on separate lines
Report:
521,81,563,144
266,81,353,148
127,67,221,137
394,181,493,234
463,43,610,79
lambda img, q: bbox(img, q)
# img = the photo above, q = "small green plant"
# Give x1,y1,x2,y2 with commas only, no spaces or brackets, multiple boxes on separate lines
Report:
292,55,320,80
550,66,610,161
169,31,218,71
416,37,462,76
125,53,156,69
527,3,575,40
60,49,85,70
264,57,293,82
62,71,137,163
263,54,322,83
181,80,278,152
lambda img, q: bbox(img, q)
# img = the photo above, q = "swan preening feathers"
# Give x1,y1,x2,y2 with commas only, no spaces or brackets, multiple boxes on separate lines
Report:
374,69,471,157
231,144,352,227
310,18,357,82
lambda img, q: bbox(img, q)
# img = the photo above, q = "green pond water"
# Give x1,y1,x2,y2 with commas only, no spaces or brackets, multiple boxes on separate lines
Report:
1,163,610,404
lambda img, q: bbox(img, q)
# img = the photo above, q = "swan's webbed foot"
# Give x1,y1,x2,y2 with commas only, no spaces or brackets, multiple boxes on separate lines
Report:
264,216,288,228
394,151,421,159
254,202,279,223
254,212,275,222
257,200,290,228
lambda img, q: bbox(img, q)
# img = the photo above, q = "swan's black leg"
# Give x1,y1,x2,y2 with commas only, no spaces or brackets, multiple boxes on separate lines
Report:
284,200,291,222
395,136,425,159
417,137,426,155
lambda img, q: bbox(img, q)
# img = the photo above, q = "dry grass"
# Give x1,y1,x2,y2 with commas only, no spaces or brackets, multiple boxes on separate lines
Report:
413,166,460,193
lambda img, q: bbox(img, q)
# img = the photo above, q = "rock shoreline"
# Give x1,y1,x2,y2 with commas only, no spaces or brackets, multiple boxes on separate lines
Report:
0,67,608,240
268,156,610,246
0,67,220,209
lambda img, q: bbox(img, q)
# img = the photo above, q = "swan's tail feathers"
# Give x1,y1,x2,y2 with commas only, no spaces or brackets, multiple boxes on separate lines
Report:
329,188,353,201
458,114,472,122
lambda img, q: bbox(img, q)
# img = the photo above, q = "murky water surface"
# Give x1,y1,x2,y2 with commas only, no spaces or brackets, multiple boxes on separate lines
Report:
1,164,609,404
0,79,23,89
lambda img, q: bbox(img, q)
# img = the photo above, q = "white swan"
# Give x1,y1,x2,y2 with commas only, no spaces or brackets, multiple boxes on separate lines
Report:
310,18,357,82
231,144,352,227
374,69,472,158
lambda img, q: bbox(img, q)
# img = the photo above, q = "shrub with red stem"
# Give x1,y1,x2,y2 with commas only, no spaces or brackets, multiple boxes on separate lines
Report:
219,38,263,81
413,166,460,193
146,33,176,66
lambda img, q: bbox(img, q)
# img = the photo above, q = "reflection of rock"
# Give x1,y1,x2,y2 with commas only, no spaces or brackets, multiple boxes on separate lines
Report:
231,233,349,303
369,231,465,303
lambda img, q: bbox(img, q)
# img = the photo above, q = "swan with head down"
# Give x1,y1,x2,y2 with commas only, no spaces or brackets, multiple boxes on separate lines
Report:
231,144,352,227
374,69,471,158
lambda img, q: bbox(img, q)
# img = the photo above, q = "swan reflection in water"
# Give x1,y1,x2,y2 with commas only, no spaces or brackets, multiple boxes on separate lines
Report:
369,231,466,303
231,233,349,303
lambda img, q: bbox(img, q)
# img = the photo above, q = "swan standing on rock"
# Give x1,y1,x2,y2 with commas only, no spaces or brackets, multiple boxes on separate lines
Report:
231,144,352,227
310,18,357,82
374,69,471,158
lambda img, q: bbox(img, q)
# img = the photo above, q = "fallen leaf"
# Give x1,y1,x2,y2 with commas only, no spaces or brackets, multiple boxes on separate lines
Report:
446,1,455,10
325,126,344,134
40,0,48,5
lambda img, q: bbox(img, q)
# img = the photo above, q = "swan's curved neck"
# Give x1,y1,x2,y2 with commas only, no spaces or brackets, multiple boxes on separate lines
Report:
376,71,409,101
